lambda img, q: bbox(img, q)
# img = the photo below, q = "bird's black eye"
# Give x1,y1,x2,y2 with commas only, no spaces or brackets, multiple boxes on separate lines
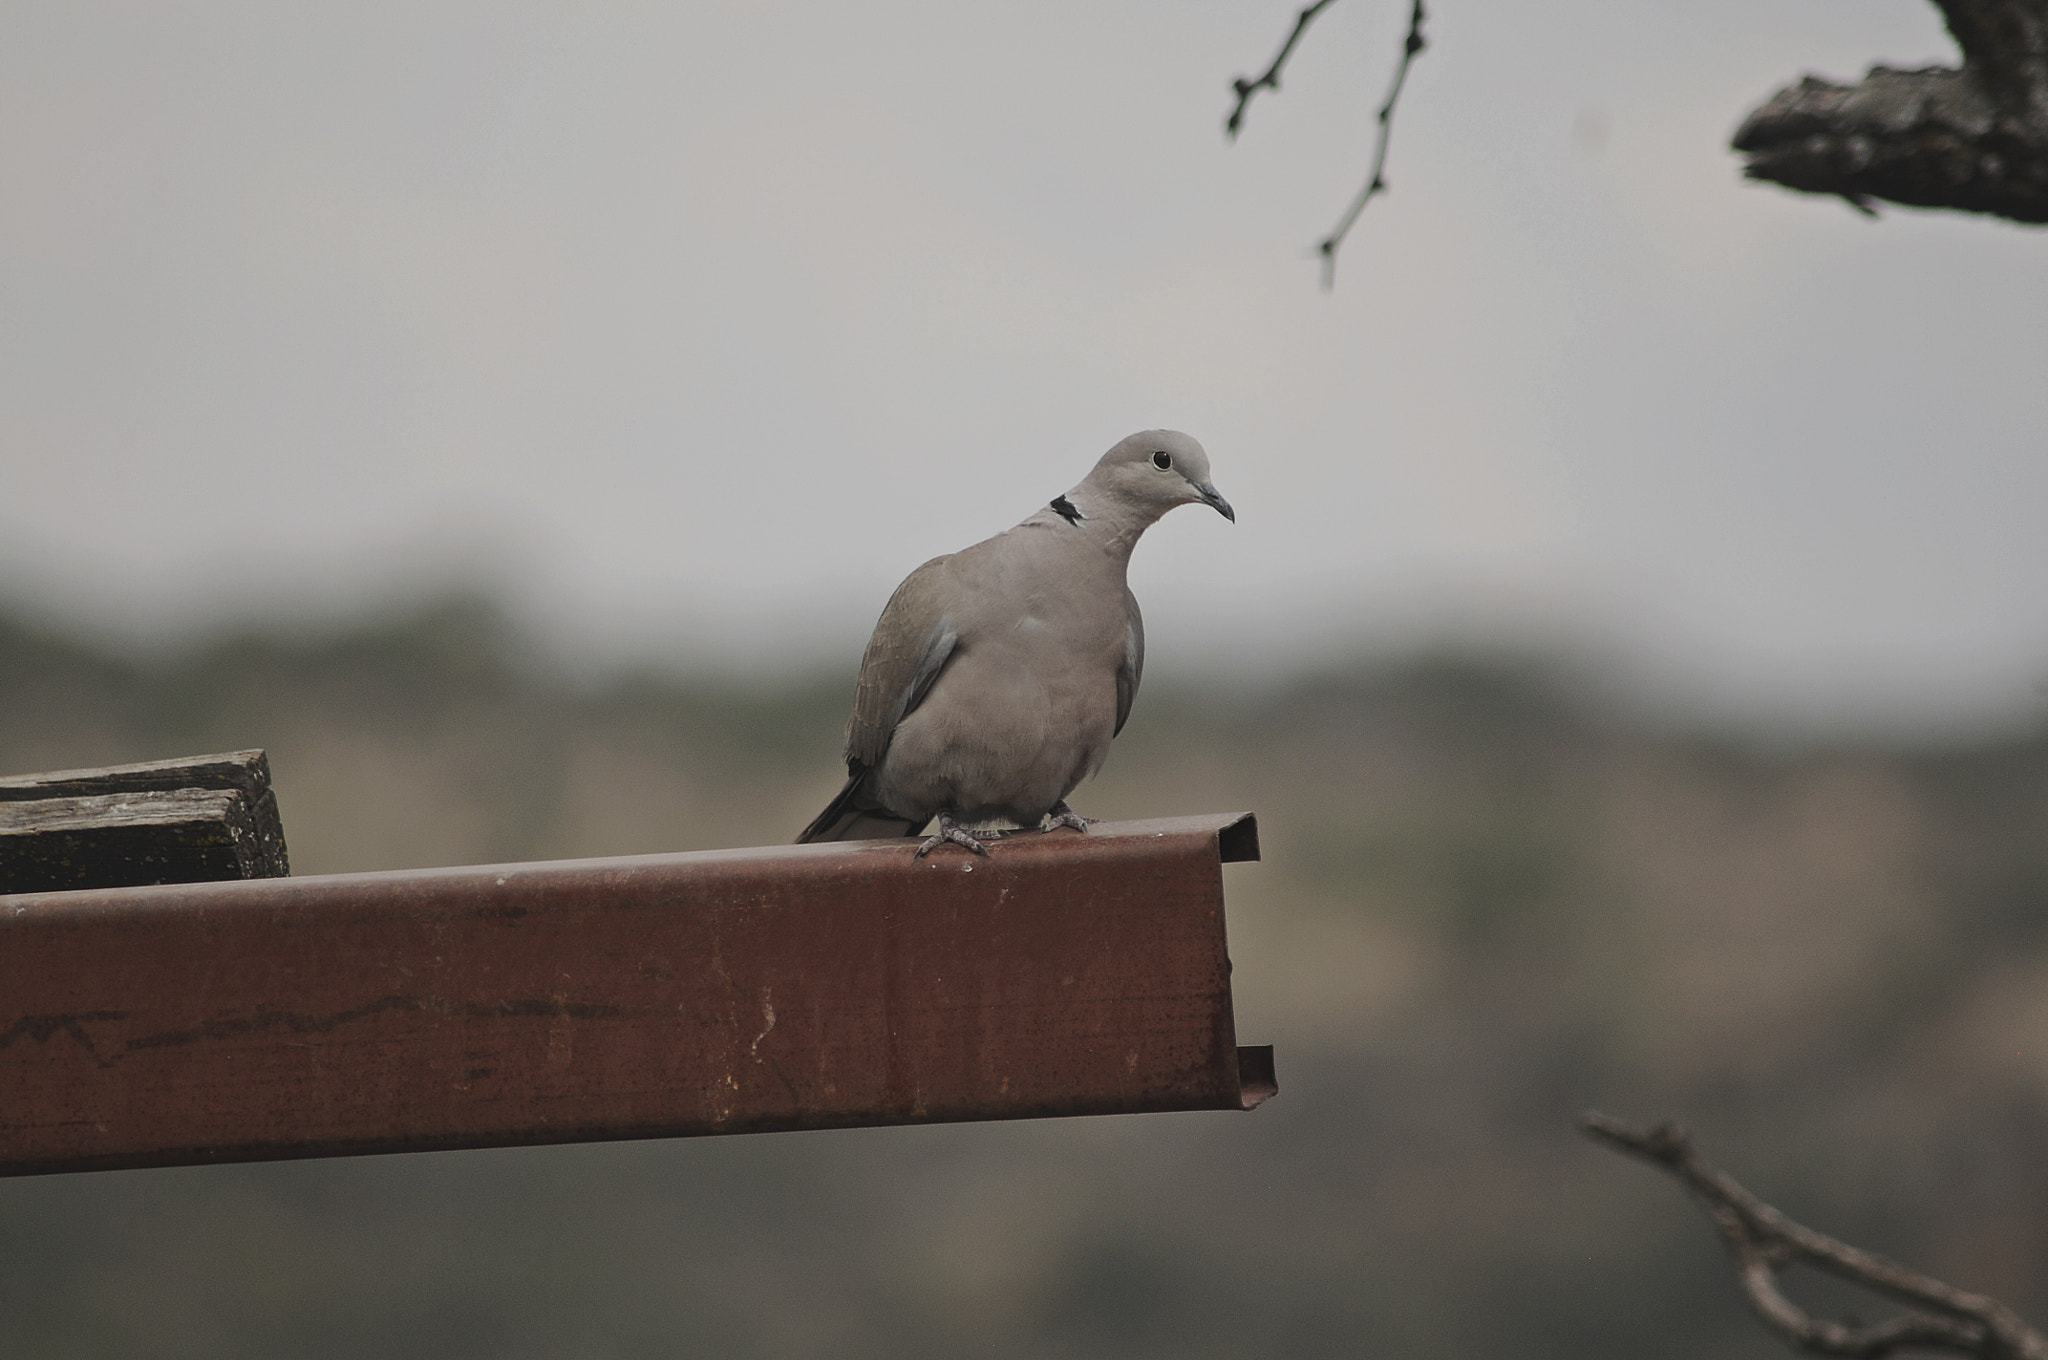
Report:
1151,451,1172,470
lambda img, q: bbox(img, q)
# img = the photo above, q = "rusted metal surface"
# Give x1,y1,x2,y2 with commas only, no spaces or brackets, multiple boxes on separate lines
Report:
0,812,1270,1177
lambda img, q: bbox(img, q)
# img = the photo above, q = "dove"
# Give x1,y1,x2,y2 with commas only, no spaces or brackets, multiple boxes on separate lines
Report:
796,429,1234,856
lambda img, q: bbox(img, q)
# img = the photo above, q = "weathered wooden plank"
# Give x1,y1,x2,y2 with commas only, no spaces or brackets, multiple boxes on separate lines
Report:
0,750,290,890
0,789,261,895
0,749,276,802
0,812,1271,1176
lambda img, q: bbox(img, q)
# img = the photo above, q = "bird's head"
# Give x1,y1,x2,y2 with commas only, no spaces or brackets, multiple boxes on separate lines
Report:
1083,430,1235,524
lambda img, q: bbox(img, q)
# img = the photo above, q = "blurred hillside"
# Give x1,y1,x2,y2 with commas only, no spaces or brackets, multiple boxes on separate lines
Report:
4,597,2047,1360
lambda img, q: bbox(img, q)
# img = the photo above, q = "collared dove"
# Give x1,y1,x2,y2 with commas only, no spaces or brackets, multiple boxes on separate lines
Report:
797,429,1235,856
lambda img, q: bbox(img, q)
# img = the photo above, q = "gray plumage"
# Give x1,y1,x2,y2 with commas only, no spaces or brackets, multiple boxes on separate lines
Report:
797,429,1234,855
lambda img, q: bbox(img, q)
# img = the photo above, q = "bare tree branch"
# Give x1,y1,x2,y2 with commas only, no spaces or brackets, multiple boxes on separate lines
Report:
1581,1112,2048,1360
1224,0,1429,288
1733,0,2048,223
1226,0,1342,141
1315,0,1427,289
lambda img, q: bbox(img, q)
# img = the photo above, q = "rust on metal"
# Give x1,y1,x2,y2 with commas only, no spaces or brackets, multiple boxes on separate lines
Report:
0,812,1271,1176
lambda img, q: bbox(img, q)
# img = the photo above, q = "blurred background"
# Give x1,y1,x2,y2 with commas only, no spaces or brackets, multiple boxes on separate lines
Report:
3,1,2046,1357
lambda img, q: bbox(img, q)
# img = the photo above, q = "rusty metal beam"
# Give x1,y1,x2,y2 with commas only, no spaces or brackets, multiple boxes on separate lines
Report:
0,813,1271,1177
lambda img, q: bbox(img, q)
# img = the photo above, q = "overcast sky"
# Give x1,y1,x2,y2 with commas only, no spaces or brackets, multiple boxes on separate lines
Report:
2,2,2043,732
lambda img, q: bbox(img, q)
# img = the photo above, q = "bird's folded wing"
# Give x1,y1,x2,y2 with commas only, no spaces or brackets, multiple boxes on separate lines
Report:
846,556,961,769
1114,586,1144,737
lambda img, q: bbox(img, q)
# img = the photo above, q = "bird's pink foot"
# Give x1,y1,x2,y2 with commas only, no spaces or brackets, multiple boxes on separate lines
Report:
916,812,992,858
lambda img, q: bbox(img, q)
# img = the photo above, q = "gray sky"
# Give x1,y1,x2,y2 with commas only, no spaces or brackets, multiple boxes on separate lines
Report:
2,2,2044,732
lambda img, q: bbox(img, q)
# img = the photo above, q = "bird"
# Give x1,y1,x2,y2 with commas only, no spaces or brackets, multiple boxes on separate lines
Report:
796,429,1235,857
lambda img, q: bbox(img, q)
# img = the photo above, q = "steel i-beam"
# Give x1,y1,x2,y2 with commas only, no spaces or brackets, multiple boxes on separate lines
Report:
0,813,1273,1176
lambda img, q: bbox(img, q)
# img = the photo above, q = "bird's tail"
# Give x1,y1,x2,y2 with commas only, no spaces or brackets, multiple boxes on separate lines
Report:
796,771,929,844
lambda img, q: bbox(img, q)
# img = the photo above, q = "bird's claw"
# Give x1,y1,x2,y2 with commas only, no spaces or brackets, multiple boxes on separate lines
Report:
1042,801,1097,834
913,806,1091,855
915,813,991,858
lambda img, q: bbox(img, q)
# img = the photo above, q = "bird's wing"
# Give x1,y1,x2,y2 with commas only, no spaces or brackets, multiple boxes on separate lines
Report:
1114,584,1144,737
845,556,961,769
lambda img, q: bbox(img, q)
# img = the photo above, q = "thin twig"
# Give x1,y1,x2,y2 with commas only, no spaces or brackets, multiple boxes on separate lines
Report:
1226,0,1342,140
1316,0,1427,290
1581,1112,2048,1360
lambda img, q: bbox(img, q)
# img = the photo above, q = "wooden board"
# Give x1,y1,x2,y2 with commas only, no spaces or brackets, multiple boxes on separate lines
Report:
0,750,289,892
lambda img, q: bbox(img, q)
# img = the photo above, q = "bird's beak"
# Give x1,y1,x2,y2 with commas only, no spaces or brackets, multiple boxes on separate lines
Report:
1195,482,1236,522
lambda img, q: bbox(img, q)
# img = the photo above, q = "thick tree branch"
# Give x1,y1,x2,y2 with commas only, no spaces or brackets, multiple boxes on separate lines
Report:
1581,1112,2048,1360
1733,0,2048,223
